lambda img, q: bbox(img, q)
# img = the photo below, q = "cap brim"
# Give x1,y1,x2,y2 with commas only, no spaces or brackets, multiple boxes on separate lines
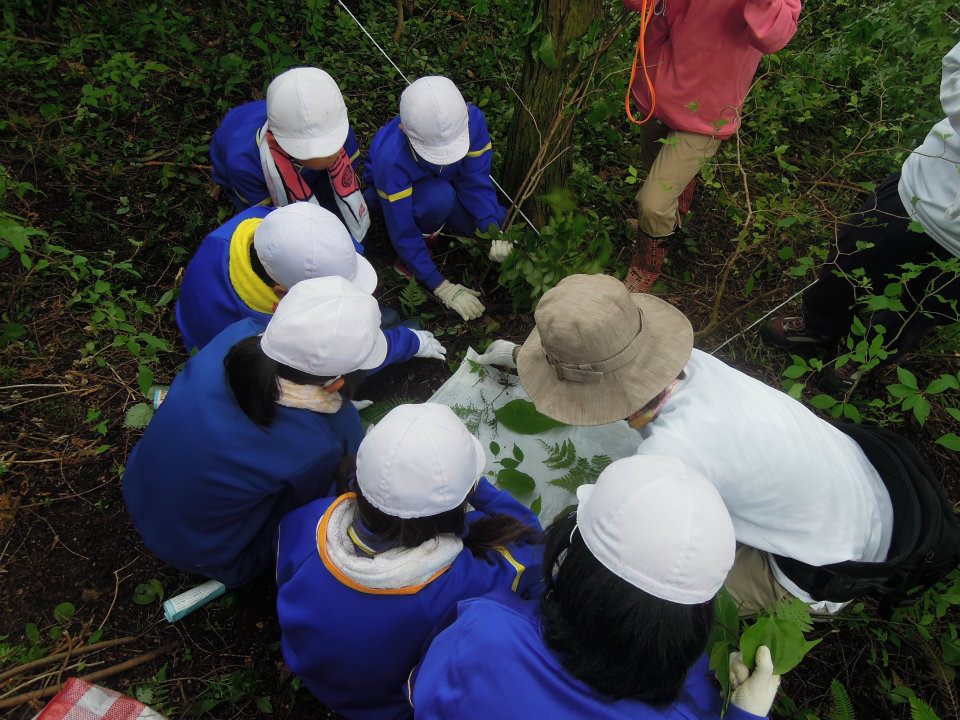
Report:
516,294,694,426
409,125,471,165
357,329,390,372
273,118,349,160
351,255,378,295
575,484,595,505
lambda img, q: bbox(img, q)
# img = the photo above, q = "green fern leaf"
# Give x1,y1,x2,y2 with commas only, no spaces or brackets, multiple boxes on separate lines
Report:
400,277,428,316
360,396,413,425
828,679,855,720
909,698,941,720
773,597,814,632
539,438,576,469
549,454,611,493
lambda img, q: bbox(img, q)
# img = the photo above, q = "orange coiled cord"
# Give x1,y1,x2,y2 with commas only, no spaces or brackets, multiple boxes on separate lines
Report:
625,0,658,125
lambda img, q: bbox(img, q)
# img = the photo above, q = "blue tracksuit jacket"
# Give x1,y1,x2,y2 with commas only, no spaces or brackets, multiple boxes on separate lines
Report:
411,590,768,720
363,105,506,289
174,207,419,364
209,99,361,214
123,319,364,587
276,479,543,720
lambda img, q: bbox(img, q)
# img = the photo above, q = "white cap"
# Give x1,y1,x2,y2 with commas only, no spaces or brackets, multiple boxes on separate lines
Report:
261,276,387,376
399,76,470,165
254,203,377,293
357,403,486,518
266,67,349,160
575,455,735,605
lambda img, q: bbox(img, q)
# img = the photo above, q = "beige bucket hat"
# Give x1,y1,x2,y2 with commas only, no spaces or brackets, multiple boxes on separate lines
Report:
516,274,694,426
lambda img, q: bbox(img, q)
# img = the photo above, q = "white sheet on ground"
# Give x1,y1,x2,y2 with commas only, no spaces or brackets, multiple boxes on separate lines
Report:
428,348,641,525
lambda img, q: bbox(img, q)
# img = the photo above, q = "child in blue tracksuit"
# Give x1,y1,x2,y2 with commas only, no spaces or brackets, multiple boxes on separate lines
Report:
210,67,370,243
410,456,781,720
174,202,443,364
124,277,388,587
276,403,543,720
363,76,511,321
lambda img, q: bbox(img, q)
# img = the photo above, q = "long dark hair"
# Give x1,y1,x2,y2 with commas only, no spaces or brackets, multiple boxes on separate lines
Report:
539,512,714,705
223,335,364,426
350,476,540,557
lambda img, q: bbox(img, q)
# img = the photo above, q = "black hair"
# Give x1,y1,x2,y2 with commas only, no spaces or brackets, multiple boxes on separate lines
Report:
223,335,364,426
351,476,540,557
249,244,278,287
539,512,714,705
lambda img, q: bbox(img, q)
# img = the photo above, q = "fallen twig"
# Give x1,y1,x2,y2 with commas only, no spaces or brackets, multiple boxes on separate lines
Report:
0,641,178,710
0,636,137,683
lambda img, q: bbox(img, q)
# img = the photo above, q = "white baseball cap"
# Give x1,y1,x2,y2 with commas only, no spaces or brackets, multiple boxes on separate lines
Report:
575,455,736,605
254,203,377,293
357,403,486,518
266,67,349,160
260,276,387,376
399,76,470,165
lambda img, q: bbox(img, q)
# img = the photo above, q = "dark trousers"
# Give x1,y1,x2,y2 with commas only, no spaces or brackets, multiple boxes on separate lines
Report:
802,173,960,358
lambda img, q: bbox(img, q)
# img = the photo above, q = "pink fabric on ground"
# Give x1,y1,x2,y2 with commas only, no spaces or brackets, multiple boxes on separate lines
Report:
623,0,801,137
34,678,166,720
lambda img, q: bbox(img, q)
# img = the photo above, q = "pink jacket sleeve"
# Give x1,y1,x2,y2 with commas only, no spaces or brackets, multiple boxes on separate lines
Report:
743,0,801,54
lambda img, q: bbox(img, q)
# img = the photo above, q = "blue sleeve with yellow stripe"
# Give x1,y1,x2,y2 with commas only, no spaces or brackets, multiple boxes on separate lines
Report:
344,126,362,172
468,477,544,534
375,168,446,290
453,105,507,233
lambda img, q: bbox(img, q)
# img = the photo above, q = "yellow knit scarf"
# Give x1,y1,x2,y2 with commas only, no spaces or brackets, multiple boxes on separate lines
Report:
227,217,278,314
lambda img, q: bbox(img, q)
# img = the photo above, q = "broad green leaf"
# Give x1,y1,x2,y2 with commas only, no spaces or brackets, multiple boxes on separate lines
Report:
808,394,837,410
494,399,566,434
489,441,500,456
739,616,821,675
496,467,535,496
53,602,76,623
935,433,960,452
913,395,931,425
926,375,959,394
897,366,918,389
536,32,559,70
530,495,542,516
123,403,154,430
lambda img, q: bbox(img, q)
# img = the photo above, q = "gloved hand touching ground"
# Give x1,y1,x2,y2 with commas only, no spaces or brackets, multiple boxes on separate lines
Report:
434,280,485,321
488,239,514,262
474,339,518,368
412,330,447,361
730,645,780,717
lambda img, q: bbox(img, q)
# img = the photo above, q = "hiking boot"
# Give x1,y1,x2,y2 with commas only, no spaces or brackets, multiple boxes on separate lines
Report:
760,316,833,351
625,233,669,293
818,362,864,393
394,232,440,279
677,177,697,217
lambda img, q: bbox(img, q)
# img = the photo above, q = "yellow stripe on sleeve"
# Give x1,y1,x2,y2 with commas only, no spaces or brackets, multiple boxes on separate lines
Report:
466,142,492,158
494,546,526,592
350,149,361,163
377,187,414,202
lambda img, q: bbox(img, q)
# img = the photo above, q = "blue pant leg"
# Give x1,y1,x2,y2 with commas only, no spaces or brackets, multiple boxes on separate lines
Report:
412,177,456,234
442,197,478,236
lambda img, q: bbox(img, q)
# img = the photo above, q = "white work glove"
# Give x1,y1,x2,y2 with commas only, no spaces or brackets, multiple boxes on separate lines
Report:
730,646,780,717
475,339,518,368
434,280,485,321
413,330,447,361
351,400,374,411
488,239,514,262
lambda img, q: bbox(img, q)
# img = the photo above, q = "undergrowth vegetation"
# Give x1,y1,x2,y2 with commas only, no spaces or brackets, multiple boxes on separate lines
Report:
1,1,958,718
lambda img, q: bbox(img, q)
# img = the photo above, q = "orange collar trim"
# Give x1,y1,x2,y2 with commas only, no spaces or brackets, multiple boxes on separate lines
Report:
316,493,453,595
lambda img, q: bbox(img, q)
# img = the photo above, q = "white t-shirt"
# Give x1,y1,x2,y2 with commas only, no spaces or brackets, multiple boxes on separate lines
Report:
637,350,893,608
899,41,960,258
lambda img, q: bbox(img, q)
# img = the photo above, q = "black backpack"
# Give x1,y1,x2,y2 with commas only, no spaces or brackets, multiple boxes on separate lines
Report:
773,422,960,609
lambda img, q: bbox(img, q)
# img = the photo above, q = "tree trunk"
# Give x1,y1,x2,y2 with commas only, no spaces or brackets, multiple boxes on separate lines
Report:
501,0,604,226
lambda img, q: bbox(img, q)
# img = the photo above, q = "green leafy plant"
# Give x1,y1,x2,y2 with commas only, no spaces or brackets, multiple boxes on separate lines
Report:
549,454,612,493
133,578,165,605
493,399,566,434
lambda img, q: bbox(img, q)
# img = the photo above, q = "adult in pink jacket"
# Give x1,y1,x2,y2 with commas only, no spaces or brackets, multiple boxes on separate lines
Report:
622,0,801,291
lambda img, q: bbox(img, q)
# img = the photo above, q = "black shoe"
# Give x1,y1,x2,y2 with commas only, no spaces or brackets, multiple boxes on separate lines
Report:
760,316,833,351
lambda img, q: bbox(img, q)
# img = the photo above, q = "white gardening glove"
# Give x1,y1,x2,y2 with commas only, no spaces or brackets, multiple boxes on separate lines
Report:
434,280,485,321
412,330,447,361
488,239,514,262
475,339,518,368
730,646,780,717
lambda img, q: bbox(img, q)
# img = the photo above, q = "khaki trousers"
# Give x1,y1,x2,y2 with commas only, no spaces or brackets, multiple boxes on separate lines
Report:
634,121,722,237
723,546,793,617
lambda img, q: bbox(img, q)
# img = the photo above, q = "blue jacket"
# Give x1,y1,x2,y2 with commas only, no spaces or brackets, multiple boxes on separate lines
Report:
276,479,543,720
123,319,364,587
174,206,419,364
363,105,506,289
209,99,361,213
410,591,768,720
